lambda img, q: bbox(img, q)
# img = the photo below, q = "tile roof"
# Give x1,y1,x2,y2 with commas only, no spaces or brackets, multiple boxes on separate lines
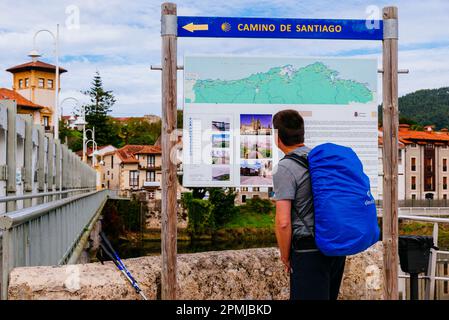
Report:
379,125,449,146
399,130,449,143
6,60,67,74
0,88,44,109
107,145,161,163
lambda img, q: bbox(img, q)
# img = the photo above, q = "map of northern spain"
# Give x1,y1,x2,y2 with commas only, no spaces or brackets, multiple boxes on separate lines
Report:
184,56,377,105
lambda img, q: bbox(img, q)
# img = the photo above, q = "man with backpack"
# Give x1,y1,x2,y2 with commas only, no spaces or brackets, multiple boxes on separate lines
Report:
272,109,379,300
272,109,346,300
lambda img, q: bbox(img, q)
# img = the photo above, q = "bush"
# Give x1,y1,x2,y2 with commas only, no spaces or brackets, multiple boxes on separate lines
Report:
183,193,215,237
240,198,274,215
208,188,238,227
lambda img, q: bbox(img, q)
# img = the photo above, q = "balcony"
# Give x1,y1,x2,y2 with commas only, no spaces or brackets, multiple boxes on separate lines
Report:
143,181,160,188
139,164,161,171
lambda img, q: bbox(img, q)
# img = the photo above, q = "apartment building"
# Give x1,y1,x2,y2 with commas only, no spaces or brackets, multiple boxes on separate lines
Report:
398,124,449,200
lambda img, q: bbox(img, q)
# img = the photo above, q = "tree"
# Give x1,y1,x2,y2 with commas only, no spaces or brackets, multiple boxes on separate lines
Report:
59,119,83,151
117,118,161,147
81,72,116,146
177,109,183,129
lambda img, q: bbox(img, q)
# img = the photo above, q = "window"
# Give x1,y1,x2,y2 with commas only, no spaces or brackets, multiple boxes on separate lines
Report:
38,78,45,88
149,191,155,199
242,195,246,203
411,157,416,171
129,170,139,188
444,194,447,200
445,263,448,275
111,156,114,169
146,171,155,182
111,173,113,179
442,144,448,149
47,79,53,89
253,187,260,192
135,154,139,160
107,171,110,175
425,176,434,191
444,158,447,172
25,78,29,87
147,155,155,167
444,177,447,190
18,79,23,89
411,176,416,190
445,281,448,295
43,116,49,127
411,143,417,148
411,194,416,200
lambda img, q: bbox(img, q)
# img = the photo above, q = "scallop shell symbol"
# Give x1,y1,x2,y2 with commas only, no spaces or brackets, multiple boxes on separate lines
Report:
221,22,231,32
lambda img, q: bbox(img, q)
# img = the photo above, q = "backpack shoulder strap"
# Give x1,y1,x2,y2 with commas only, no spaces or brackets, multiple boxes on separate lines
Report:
281,153,314,237
282,153,309,169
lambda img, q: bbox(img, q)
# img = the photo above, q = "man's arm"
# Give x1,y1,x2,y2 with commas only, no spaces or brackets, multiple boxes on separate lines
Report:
275,199,292,272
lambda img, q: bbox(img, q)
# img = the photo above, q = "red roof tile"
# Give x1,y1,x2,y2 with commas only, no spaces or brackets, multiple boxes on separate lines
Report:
6,60,67,74
109,145,161,163
0,88,44,109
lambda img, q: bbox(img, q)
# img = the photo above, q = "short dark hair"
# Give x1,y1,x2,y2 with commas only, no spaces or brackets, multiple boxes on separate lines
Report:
272,109,305,146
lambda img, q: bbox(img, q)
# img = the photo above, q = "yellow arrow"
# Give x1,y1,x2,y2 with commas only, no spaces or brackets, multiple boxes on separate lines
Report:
182,22,209,32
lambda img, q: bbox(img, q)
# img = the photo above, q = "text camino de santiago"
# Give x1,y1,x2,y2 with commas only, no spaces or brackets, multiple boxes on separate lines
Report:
237,23,343,33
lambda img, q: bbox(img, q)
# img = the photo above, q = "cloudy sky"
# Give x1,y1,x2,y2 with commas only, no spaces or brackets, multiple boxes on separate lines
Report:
0,0,448,117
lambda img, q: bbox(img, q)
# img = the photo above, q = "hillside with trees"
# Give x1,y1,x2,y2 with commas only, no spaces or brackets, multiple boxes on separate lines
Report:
379,87,449,130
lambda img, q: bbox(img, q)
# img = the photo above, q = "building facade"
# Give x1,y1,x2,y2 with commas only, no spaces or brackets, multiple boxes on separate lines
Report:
4,59,66,130
399,125,449,201
100,145,162,199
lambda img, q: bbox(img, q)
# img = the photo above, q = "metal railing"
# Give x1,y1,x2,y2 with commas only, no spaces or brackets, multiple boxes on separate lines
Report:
0,189,115,299
376,199,449,208
0,99,97,215
395,214,449,300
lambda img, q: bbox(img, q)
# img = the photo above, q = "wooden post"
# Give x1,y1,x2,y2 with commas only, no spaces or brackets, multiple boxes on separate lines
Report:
382,6,399,300
161,2,178,300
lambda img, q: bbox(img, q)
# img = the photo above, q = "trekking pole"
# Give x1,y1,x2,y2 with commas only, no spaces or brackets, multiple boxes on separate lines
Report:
98,232,148,300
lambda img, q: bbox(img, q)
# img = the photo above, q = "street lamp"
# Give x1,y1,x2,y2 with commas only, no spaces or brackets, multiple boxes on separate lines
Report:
29,24,60,140
86,139,98,167
73,104,95,163
60,97,79,121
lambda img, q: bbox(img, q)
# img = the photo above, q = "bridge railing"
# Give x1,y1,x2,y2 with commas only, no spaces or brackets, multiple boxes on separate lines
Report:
0,189,115,299
376,199,449,208
0,99,97,214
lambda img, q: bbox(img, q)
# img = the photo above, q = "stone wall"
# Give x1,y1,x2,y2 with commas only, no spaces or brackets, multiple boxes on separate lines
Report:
8,243,383,300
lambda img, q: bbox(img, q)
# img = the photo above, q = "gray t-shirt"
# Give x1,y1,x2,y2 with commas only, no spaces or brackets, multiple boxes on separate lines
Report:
273,146,315,242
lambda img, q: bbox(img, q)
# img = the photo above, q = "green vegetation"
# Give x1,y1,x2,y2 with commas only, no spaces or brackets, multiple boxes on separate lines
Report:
102,198,143,240
379,87,449,129
81,71,117,146
182,193,215,237
399,220,449,250
223,211,274,229
60,72,165,151
182,190,275,238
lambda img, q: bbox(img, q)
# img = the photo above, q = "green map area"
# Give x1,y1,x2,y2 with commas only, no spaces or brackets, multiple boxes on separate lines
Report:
186,62,373,105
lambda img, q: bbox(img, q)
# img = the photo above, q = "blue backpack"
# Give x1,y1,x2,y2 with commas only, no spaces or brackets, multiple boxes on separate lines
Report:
285,143,380,256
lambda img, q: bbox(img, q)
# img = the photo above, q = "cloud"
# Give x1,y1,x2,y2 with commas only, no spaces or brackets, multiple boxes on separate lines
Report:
0,0,448,116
